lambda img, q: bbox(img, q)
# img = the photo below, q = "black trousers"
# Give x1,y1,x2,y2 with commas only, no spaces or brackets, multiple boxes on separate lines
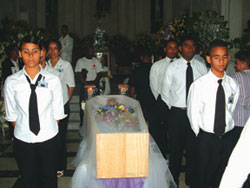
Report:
8,121,14,138
57,101,70,171
13,135,58,188
168,107,196,186
195,129,235,188
149,95,169,159
231,126,243,149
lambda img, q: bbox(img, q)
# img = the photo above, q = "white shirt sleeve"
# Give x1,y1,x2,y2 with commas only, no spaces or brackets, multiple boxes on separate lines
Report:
161,65,172,108
4,78,17,122
75,59,84,73
149,64,158,100
52,76,67,120
65,62,75,87
187,82,201,136
219,118,250,188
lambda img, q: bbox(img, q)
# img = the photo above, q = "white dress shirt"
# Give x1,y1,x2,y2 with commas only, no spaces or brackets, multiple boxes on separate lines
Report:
150,56,176,100
4,67,67,143
75,57,102,81
59,34,74,62
10,59,19,73
187,69,239,136
161,57,207,108
43,62,60,77
48,58,75,104
219,117,250,188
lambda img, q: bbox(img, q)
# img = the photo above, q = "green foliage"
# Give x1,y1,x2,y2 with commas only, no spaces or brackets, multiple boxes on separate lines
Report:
108,34,131,53
156,11,230,54
133,33,154,52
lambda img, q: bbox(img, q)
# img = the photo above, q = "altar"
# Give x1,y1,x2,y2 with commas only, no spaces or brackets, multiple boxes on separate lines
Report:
71,95,176,188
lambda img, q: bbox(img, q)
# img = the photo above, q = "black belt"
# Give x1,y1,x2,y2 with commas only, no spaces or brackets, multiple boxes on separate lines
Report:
199,128,234,139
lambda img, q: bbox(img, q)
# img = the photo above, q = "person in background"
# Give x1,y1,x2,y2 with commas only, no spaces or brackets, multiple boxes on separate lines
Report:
59,24,74,63
48,39,75,177
75,46,102,126
99,56,111,95
149,39,178,159
4,35,66,188
129,50,155,129
187,39,239,188
231,50,250,146
161,36,207,187
2,44,20,138
40,41,59,77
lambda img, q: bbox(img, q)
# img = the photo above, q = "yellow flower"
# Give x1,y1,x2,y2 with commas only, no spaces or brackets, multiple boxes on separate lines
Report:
119,105,125,111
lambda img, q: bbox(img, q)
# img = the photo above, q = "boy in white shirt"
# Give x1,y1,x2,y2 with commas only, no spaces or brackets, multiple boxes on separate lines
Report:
75,46,102,126
187,39,239,188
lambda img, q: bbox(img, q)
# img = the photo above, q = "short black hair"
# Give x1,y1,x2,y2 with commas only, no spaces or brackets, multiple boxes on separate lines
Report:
6,44,18,57
40,40,48,51
140,49,152,58
19,35,42,50
165,39,178,47
235,50,250,68
61,24,68,30
48,39,62,50
180,36,196,46
207,39,228,56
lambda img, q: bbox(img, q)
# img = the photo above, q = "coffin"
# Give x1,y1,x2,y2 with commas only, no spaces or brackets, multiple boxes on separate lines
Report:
83,95,149,179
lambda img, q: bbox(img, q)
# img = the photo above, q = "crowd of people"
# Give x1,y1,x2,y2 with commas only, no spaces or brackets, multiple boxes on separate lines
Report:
1,23,250,188
128,37,250,188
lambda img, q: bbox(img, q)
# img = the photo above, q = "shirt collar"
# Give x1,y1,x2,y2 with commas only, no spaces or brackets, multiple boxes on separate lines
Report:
243,69,250,73
84,57,95,62
10,59,18,65
165,56,176,63
22,65,44,82
208,69,226,82
180,56,194,64
48,58,62,67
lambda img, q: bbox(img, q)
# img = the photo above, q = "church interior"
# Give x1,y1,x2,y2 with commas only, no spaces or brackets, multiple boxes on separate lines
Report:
0,0,250,188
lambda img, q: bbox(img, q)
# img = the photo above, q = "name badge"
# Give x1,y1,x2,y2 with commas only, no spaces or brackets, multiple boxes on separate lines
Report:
38,81,48,88
228,93,235,104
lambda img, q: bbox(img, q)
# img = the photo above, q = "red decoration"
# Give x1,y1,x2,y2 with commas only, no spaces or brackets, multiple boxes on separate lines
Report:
93,64,96,68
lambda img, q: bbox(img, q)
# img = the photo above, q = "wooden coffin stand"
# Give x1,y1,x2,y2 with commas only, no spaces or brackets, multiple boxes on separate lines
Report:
85,95,149,179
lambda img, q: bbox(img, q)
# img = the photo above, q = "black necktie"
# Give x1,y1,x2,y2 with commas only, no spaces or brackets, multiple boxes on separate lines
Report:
214,79,226,136
25,74,43,135
186,62,193,100
170,59,174,63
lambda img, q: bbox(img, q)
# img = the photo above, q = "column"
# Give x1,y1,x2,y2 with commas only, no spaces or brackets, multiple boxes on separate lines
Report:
37,0,46,28
164,0,173,25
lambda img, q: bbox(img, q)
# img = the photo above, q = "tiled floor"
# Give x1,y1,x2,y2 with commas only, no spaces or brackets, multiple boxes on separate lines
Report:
0,129,189,188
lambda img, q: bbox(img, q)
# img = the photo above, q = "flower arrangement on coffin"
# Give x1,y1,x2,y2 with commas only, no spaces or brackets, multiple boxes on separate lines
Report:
95,102,139,132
